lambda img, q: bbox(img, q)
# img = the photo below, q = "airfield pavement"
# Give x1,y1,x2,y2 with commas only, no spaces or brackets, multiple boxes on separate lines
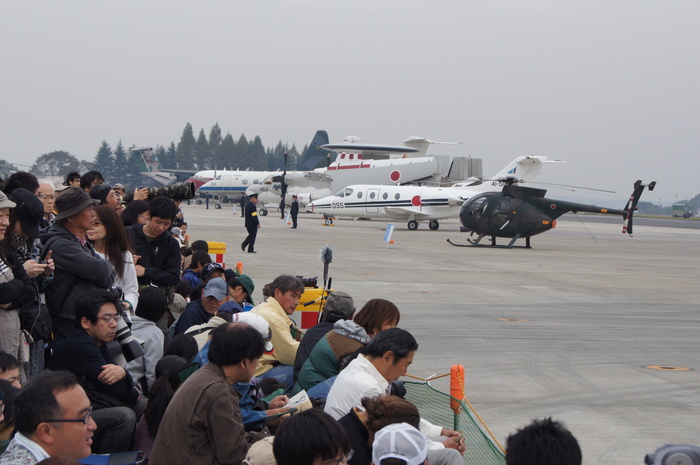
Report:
182,202,699,465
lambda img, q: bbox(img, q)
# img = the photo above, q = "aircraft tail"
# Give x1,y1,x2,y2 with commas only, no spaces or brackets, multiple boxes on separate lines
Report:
622,180,656,235
491,155,560,182
298,130,332,170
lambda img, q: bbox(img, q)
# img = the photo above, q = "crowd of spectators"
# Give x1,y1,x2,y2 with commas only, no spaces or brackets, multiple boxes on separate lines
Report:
0,170,592,465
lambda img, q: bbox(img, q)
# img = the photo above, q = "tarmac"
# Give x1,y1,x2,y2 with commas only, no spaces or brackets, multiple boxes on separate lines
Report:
182,202,700,465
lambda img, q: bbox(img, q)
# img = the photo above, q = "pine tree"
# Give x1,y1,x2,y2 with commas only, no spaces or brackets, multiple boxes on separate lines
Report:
249,136,267,170
93,140,114,179
160,142,177,169
176,123,196,169
235,134,250,169
194,129,209,169
209,123,224,169
221,133,236,169
112,141,129,183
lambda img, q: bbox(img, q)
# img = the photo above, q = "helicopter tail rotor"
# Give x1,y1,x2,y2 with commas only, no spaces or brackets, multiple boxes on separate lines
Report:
622,180,656,235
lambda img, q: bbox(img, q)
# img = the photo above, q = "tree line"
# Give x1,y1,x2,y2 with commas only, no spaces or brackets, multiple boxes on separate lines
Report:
25,122,305,187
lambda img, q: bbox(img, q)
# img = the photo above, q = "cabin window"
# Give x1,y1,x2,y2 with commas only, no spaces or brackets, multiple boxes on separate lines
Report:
383,193,388,200
395,193,400,200
242,180,248,185
357,191,363,199
369,192,376,199
253,179,260,184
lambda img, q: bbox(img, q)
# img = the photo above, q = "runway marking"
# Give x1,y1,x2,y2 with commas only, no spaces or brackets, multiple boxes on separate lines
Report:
643,365,693,371
498,318,530,322
410,291,440,294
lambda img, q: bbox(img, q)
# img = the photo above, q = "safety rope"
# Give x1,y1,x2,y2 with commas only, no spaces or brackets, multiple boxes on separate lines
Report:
454,369,505,453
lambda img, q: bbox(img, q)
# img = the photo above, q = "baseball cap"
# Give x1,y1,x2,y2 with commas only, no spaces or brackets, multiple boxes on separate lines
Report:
202,262,224,279
232,312,274,353
372,423,428,465
322,291,355,320
171,227,184,241
243,436,275,465
236,274,255,304
9,188,44,239
203,277,228,300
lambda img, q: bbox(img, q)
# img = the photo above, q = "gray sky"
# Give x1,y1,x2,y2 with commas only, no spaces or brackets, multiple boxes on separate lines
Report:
1,0,698,204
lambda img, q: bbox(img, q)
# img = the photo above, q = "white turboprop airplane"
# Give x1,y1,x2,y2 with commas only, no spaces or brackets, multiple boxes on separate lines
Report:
245,136,476,210
305,156,559,230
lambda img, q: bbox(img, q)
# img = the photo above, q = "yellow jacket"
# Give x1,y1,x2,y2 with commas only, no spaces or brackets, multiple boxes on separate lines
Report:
251,297,300,375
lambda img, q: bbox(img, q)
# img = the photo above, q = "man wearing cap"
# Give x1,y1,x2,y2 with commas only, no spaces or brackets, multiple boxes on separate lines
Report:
290,194,299,229
372,423,428,465
88,184,122,213
227,274,255,308
40,187,115,337
173,277,230,335
241,193,260,254
188,262,224,301
292,291,355,384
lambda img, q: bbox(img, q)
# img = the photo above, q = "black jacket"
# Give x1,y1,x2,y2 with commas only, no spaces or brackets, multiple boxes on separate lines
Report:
126,223,181,288
244,201,259,229
0,245,35,310
40,222,115,323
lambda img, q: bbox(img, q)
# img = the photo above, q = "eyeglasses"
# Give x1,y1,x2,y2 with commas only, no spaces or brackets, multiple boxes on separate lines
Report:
97,314,122,323
322,450,354,465
38,194,56,200
46,406,93,425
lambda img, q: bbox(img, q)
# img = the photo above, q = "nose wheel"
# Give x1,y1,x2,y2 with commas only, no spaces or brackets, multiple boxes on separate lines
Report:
407,220,419,230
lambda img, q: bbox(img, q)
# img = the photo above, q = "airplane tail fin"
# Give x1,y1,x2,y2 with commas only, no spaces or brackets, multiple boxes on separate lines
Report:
622,180,656,235
299,130,332,171
401,137,460,157
492,155,561,183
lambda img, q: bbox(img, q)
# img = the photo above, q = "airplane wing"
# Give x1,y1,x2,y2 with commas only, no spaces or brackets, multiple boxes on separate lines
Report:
322,143,419,157
381,205,456,221
278,171,332,187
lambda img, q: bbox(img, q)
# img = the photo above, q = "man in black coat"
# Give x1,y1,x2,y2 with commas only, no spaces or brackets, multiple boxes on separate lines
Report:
290,195,299,229
241,193,260,254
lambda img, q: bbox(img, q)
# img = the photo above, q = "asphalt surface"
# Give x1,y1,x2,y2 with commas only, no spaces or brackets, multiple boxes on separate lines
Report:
183,203,700,465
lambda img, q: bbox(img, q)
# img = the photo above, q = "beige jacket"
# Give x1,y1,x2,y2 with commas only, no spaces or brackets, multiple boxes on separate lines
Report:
251,297,300,375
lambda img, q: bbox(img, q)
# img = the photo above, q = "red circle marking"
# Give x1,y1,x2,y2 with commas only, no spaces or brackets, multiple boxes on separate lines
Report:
550,204,557,210
412,195,422,207
390,171,401,182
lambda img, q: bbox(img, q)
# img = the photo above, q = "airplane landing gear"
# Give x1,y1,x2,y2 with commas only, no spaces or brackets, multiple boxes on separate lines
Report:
214,203,222,209
429,220,439,230
324,216,334,226
259,209,268,216
407,220,419,230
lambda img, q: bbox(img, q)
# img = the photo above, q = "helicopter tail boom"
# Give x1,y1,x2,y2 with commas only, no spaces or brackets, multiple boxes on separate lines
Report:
622,180,656,235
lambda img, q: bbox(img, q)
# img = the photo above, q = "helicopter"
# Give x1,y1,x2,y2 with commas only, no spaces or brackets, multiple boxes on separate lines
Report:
447,179,656,248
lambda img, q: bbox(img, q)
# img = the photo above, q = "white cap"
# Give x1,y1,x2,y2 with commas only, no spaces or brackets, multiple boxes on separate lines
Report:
372,423,428,465
232,312,274,353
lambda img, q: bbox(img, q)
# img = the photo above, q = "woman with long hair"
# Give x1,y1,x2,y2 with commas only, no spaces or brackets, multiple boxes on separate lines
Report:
86,205,138,313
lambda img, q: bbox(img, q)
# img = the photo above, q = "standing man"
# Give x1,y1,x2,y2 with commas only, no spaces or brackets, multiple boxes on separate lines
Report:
36,179,56,228
290,195,299,229
241,193,260,254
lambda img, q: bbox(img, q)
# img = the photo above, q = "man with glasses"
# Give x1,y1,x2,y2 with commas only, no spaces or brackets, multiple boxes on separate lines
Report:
0,370,96,464
36,179,56,228
48,290,144,452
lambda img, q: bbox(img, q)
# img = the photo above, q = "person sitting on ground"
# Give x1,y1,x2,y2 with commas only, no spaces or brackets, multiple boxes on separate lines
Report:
180,250,211,290
186,305,238,351
0,380,18,452
227,274,256,308
292,291,355,384
372,423,428,465
125,287,167,395
183,239,208,270
0,353,21,389
127,196,180,293
163,334,198,362
173,277,230,336
293,298,400,397
505,418,582,465
324,328,466,461
273,408,352,465
133,355,188,465
0,371,97,464
149,323,271,465
250,275,305,388
48,290,146,419
188,262,224,301
338,395,421,465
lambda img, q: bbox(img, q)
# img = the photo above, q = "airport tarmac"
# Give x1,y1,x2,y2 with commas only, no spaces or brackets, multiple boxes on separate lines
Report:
182,203,699,465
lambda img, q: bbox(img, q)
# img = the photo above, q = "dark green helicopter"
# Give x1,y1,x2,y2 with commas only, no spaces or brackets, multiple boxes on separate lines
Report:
448,180,656,248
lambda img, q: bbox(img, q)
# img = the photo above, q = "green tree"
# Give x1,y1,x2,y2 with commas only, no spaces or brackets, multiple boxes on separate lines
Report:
268,141,286,170
160,142,177,169
0,160,19,178
235,134,250,168
176,123,196,169
209,123,224,169
112,141,129,182
221,133,236,169
249,136,267,170
31,150,80,176
93,140,114,179
194,129,209,169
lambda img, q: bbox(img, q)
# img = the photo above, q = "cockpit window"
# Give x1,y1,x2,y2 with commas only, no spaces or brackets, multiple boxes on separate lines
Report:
336,188,353,198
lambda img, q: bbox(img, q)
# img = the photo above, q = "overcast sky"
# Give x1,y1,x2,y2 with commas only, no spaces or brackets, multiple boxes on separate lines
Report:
1,0,697,204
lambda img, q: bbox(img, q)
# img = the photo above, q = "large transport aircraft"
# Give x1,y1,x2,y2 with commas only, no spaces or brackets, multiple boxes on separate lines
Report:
305,156,558,230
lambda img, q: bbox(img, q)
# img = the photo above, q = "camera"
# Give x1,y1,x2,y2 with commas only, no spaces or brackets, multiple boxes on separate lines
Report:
114,313,144,362
645,444,700,465
296,276,318,288
147,182,196,201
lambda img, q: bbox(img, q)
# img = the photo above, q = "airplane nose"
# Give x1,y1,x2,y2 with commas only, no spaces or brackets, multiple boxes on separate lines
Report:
306,203,314,213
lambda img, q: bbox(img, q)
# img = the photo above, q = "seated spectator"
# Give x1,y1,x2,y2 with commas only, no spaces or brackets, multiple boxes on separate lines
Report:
0,380,19,450
0,353,21,389
180,250,211,290
133,355,188,464
372,423,428,465
188,262,224,301
149,323,270,464
125,288,167,395
273,408,352,465
183,240,208,270
173,277,230,336
48,290,145,418
338,395,421,465
293,298,400,397
251,275,304,389
0,370,96,464
120,200,149,227
162,334,198,362
505,418,582,465
227,274,255,308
